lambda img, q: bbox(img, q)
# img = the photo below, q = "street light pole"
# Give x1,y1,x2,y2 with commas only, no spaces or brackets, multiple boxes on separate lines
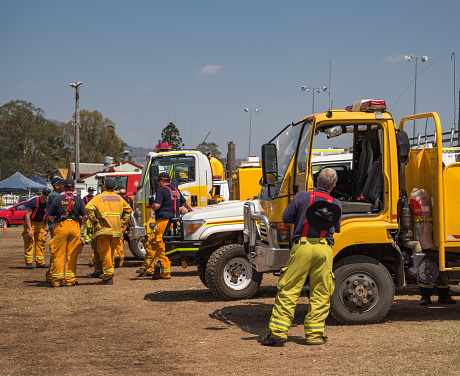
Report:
405,55,428,139
301,86,327,113
69,81,83,181
244,108,259,157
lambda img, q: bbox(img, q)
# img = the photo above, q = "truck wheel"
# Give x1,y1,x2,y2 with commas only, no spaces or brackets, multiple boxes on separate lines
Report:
330,255,394,325
129,236,146,260
205,244,262,301
197,258,208,287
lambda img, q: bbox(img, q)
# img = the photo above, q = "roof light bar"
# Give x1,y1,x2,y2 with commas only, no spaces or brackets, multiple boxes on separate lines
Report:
345,99,387,112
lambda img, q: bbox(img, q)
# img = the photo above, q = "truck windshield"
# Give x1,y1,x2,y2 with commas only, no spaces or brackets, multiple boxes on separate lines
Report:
152,156,196,184
138,155,151,191
96,176,128,194
276,121,307,183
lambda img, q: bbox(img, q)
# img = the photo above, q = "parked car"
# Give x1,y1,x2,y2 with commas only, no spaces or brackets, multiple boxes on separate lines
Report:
0,200,28,227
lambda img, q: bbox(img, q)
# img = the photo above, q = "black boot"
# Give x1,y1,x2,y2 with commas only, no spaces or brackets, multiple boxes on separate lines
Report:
419,286,433,305
152,262,161,280
437,287,457,304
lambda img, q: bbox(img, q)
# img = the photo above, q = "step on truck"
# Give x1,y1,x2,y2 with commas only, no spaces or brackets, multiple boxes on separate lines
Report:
243,99,460,324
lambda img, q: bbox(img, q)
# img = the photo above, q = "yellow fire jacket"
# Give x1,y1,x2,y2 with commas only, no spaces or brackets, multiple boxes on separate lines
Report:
85,191,132,238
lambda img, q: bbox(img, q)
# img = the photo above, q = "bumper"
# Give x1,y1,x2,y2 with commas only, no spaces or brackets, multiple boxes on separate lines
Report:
246,242,290,273
165,240,204,260
130,213,146,238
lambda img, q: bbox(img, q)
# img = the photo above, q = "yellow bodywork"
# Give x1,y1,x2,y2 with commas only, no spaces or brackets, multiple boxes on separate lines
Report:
233,167,263,201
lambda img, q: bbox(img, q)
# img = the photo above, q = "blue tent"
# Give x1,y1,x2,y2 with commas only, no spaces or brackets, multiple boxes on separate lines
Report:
0,172,47,192
29,173,47,186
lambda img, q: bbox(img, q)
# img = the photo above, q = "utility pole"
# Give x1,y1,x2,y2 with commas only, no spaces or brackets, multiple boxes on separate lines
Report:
69,82,83,180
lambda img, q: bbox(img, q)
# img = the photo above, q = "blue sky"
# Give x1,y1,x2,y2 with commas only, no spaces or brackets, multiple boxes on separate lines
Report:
1,0,459,159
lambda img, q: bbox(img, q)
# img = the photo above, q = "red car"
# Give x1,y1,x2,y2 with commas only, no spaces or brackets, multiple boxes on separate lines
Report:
0,200,28,227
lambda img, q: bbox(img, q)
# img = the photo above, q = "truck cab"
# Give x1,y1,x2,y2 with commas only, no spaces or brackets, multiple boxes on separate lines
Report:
130,150,228,259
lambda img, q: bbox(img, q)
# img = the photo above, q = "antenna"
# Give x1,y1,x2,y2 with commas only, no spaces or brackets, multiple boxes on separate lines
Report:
328,60,332,110
202,131,211,144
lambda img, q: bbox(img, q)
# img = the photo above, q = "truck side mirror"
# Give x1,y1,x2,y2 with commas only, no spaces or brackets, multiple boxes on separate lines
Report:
149,165,159,190
397,129,410,165
261,143,278,185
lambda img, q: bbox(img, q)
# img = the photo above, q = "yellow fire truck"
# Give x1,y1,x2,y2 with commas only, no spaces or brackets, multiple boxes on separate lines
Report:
243,99,460,324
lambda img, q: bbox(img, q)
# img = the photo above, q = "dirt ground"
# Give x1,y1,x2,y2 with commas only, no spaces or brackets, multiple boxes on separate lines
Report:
1,226,460,376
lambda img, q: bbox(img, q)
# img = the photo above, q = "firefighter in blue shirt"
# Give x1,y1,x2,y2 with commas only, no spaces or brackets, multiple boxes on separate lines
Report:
47,179,87,287
262,168,342,347
22,188,50,269
137,172,193,279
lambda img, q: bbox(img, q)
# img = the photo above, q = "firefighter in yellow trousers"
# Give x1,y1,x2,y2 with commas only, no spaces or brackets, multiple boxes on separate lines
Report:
45,177,65,283
113,187,133,267
85,178,132,285
22,188,50,269
262,168,342,347
47,179,87,287
136,172,193,279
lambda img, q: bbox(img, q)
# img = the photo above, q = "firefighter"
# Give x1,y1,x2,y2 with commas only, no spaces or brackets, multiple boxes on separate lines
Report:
47,179,87,287
261,168,342,347
113,187,133,268
85,178,132,285
82,187,95,244
419,284,456,305
137,172,193,279
22,188,50,269
45,177,65,283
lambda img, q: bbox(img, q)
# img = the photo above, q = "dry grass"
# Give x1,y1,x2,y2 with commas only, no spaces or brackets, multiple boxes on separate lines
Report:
1,226,459,375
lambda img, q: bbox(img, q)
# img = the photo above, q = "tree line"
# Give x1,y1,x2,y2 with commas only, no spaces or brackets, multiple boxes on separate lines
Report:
0,100,223,181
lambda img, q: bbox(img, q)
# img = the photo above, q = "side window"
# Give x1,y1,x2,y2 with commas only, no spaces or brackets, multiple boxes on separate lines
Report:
17,204,27,210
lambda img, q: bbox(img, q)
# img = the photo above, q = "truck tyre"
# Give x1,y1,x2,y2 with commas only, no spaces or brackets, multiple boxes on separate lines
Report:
330,255,394,325
197,258,208,287
129,236,147,260
205,244,262,301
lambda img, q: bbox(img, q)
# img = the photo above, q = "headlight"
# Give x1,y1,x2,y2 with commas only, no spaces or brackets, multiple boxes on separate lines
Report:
270,222,291,243
184,220,205,235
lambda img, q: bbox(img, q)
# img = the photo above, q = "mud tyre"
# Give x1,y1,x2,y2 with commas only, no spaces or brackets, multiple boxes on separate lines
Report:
205,244,262,301
330,255,394,325
197,258,208,287
129,236,146,260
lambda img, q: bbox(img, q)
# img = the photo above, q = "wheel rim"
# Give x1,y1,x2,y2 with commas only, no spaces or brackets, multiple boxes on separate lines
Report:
0,219,6,227
223,257,253,291
338,272,380,314
137,237,146,257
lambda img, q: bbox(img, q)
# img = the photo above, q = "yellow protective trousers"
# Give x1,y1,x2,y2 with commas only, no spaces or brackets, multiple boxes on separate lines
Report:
269,238,335,343
49,220,83,287
96,235,120,280
113,226,127,266
145,219,171,278
22,221,46,266
83,220,93,243
46,229,55,283
90,239,103,274
141,228,157,271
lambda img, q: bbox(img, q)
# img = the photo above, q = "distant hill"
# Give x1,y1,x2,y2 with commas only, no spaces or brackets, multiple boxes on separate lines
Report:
47,119,63,126
124,145,152,165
